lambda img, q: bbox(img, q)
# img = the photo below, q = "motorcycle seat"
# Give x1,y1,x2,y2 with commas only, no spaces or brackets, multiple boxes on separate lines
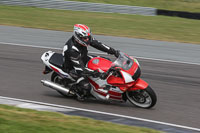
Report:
49,53,64,69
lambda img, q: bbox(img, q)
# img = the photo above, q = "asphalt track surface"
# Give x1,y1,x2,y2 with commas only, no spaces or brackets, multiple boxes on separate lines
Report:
0,43,200,130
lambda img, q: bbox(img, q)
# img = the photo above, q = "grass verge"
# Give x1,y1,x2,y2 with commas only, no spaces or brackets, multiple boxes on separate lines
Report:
0,104,161,133
69,0,200,12
0,5,200,44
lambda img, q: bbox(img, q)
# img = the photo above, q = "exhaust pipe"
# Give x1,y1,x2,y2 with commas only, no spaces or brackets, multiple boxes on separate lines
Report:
41,80,70,94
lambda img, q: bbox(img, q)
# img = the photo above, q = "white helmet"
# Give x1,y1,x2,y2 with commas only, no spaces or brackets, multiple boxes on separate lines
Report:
73,24,92,47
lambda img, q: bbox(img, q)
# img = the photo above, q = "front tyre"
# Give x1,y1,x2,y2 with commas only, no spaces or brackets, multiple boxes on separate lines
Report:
126,86,157,109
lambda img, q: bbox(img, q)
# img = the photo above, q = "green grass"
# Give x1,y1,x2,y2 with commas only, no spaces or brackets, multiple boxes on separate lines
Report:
0,5,200,44
69,0,200,12
0,104,161,133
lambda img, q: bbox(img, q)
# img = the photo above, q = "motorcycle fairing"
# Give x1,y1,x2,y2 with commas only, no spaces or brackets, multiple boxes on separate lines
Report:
87,55,141,101
89,78,123,101
41,51,74,80
107,75,125,85
41,51,55,68
87,57,112,72
120,71,134,83
114,53,139,76
128,78,148,91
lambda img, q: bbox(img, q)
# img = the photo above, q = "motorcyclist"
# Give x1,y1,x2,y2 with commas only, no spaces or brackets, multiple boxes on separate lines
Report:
62,24,119,101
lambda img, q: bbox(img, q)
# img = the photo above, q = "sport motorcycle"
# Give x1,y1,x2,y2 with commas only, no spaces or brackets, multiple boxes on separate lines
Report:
41,51,157,109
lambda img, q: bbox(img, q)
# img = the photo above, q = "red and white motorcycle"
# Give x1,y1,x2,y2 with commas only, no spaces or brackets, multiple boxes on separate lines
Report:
41,51,157,109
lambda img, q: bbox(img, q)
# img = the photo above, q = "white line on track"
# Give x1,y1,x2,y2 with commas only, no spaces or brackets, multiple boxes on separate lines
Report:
0,96,200,132
1,41,200,66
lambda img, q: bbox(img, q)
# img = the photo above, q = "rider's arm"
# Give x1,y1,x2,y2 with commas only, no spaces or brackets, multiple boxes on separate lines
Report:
90,38,119,57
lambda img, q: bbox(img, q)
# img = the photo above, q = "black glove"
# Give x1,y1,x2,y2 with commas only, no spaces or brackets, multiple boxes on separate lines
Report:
92,70,108,79
92,70,101,78
114,50,120,58
99,72,108,80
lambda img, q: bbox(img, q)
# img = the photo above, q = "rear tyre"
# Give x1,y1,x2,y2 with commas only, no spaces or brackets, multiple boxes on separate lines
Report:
126,86,157,109
51,72,69,97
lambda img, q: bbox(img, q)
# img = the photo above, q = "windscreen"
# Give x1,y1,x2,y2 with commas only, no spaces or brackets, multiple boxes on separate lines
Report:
112,52,133,70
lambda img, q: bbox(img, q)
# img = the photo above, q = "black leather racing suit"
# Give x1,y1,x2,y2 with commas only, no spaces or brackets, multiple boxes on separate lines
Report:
62,36,118,98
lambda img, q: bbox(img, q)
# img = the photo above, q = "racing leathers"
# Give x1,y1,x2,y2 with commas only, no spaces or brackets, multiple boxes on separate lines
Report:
62,36,118,100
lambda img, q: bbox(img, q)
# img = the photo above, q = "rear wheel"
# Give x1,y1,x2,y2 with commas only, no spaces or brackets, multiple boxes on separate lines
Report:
51,72,70,97
126,86,157,109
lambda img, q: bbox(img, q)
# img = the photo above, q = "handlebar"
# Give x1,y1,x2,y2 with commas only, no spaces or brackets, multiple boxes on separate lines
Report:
82,66,120,80
100,66,120,80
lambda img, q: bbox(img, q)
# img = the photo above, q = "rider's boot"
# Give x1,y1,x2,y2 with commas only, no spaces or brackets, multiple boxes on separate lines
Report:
73,78,92,102
76,89,90,101
68,84,87,101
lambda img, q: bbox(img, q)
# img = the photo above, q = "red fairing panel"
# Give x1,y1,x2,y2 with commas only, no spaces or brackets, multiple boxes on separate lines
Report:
50,65,59,73
88,78,99,89
128,78,149,91
87,57,112,72
107,75,125,85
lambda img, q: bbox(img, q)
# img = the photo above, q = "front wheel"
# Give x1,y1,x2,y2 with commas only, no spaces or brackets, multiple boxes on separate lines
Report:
126,86,157,109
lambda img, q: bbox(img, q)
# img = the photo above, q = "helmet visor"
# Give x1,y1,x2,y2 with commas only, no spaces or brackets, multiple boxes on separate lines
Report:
80,35,91,46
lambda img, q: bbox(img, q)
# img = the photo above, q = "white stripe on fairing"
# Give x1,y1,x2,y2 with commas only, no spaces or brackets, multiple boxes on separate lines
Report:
0,96,200,132
121,71,134,83
0,42,200,66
